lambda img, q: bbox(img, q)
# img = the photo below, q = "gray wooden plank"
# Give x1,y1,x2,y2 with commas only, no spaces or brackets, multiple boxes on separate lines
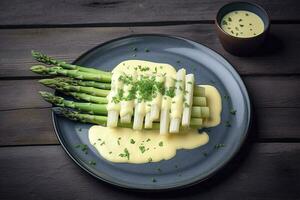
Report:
0,0,299,26
0,108,56,146
0,24,299,78
1,107,299,146
0,143,299,199
0,80,52,110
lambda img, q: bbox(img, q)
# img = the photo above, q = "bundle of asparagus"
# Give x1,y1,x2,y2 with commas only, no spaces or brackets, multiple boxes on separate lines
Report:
31,51,209,133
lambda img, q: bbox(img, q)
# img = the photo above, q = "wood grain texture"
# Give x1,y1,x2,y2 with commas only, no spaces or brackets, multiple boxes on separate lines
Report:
0,0,299,26
0,24,299,77
0,143,299,199
0,108,56,146
1,107,300,146
0,80,52,110
1,76,299,111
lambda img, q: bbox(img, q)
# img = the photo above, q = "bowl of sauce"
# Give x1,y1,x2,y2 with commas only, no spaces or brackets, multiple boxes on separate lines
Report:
215,2,270,56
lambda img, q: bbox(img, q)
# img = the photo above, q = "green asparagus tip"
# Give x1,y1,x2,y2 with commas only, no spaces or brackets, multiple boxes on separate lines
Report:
52,107,79,120
31,50,40,57
39,91,54,99
30,65,48,74
31,50,52,64
52,107,65,115
39,91,64,105
38,78,57,86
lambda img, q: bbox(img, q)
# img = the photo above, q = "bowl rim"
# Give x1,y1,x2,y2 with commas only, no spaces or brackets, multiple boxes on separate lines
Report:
215,1,270,40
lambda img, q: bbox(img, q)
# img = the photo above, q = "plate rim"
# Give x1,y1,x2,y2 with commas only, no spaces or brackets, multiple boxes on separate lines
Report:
52,33,252,191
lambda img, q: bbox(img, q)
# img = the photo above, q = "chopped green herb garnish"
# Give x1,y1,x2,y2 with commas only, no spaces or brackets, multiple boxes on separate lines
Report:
184,102,189,108
235,27,239,31
97,138,101,141
222,20,228,25
228,17,232,22
139,146,146,153
148,157,153,162
215,144,226,149
159,141,163,147
88,160,96,166
239,19,242,22
93,142,96,145
117,140,120,145
187,81,192,84
109,151,112,154
245,13,249,16
230,109,236,115
119,148,130,160
130,139,135,144
239,24,244,27
146,138,151,142
75,144,88,154
100,142,105,146
225,121,231,127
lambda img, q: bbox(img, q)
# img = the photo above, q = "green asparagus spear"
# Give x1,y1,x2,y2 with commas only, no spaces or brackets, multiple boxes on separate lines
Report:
48,77,111,90
52,107,202,128
31,65,112,83
40,91,107,115
52,107,108,126
41,91,206,118
39,79,109,97
63,91,108,104
31,50,111,75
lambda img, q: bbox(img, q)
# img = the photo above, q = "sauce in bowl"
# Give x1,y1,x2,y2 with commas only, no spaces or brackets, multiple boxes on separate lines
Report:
221,10,264,38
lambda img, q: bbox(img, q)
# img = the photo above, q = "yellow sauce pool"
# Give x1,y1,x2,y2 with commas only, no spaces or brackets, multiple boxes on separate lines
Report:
88,60,222,164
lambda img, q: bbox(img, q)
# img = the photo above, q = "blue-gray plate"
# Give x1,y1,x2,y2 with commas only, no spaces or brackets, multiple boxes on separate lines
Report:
53,34,251,190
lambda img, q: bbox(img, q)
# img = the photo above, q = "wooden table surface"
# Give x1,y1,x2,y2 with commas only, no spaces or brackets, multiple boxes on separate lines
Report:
1,0,300,199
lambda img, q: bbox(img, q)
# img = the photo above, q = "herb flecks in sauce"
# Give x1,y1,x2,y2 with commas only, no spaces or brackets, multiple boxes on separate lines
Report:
221,10,264,38
119,148,130,160
88,61,222,164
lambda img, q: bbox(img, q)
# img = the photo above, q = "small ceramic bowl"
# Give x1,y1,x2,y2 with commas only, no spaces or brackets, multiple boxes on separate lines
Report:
215,2,270,56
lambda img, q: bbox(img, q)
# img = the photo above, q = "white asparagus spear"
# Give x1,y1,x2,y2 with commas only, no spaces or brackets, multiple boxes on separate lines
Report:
160,77,175,134
169,68,186,133
133,101,146,130
106,73,123,127
119,72,136,123
150,75,164,121
182,74,195,127
133,75,147,130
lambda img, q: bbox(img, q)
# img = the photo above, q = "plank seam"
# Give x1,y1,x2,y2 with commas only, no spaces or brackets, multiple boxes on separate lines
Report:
0,20,299,29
